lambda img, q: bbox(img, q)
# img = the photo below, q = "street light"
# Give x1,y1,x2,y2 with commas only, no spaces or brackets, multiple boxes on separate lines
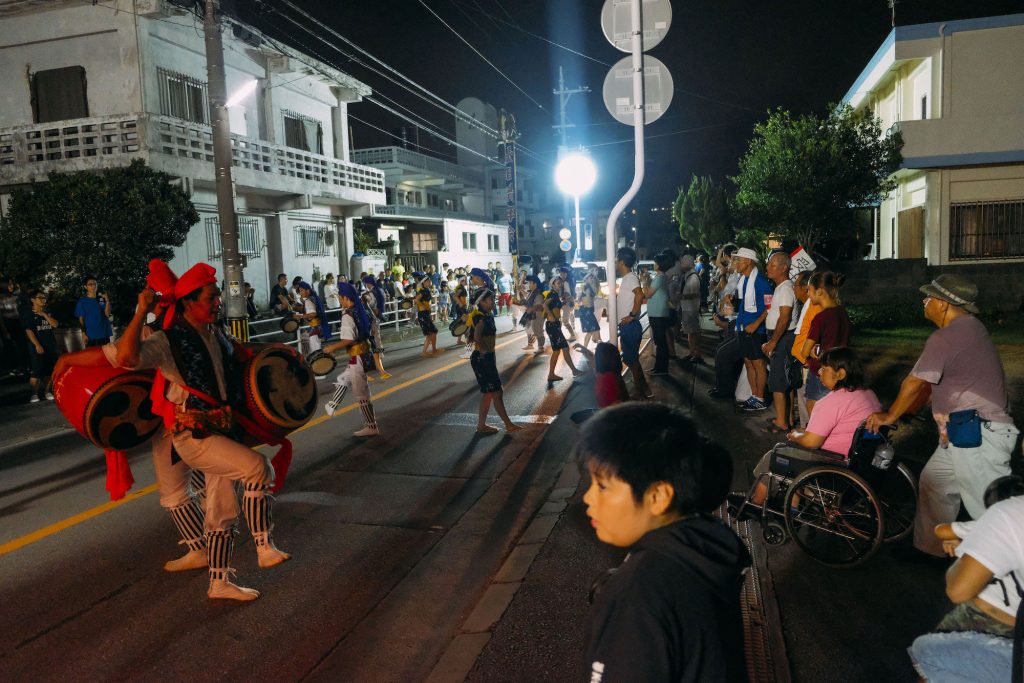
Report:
554,152,597,262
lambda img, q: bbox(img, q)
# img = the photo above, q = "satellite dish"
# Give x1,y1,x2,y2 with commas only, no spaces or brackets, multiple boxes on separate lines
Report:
600,0,673,53
602,55,674,126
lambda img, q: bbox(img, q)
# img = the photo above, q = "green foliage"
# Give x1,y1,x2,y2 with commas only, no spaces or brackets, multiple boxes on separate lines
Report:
672,175,732,253
0,159,198,324
353,224,377,253
732,104,903,255
846,302,923,329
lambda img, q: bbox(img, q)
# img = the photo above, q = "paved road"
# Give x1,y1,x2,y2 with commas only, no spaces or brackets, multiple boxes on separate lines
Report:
0,316,592,682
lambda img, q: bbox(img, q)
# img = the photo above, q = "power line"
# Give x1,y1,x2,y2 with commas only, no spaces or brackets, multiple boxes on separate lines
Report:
588,122,746,148
414,0,549,114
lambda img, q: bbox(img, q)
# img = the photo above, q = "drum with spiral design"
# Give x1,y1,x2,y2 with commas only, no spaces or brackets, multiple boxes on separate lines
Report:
54,365,162,450
242,344,318,442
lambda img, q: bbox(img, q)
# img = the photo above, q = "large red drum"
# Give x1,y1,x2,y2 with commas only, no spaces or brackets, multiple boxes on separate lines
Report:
242,345,317,443
54,365,162,450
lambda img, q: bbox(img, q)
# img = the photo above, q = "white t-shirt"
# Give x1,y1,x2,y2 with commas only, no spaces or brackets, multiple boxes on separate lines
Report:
765,279,797,331
680,271,701,314
617,272,642,320
955,497,1024,618
339,313,358,342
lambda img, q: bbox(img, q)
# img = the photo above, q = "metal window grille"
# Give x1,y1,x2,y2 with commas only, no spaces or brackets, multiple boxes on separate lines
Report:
950,199,1024,260
157,68,209,125
282,110,323,154
295,225,329,257
205,217,262,260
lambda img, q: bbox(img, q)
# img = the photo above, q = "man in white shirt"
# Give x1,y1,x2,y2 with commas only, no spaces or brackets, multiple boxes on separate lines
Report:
615,247,651,399
761,251,798,432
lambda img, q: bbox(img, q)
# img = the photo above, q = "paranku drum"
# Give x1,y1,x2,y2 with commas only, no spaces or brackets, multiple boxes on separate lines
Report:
54,365,162,450
306,350,337,377
398,298,414,311
449,317,469,337
242,344,317,441
279,315,300,333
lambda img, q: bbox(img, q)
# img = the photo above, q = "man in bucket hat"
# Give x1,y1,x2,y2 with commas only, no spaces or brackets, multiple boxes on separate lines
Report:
868,274,1018,562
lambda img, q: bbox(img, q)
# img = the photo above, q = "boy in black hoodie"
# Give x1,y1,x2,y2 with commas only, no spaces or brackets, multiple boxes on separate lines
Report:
579,403,751,682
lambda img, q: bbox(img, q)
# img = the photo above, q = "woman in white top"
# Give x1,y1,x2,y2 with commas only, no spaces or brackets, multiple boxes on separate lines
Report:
323,273,341,309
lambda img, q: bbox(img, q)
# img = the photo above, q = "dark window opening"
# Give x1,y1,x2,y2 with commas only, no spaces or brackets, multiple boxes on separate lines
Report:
32,66,89,123
283,111,324,154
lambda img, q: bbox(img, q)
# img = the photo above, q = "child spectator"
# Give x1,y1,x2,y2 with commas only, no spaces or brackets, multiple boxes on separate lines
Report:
579,403,750,682
801,271,851,415
594,342,629,409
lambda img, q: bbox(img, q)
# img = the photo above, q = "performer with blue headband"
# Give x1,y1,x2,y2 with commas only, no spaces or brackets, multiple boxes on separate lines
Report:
322,282,380,436
469,267,495,292
558,265,579,343
413,272,441,356
517,274,546,354
296,281,332,354
361,275,390,379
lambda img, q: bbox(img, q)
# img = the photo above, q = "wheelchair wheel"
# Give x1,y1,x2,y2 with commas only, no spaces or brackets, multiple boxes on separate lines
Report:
877,462,918,543
784,466,883,568
763,520,788,546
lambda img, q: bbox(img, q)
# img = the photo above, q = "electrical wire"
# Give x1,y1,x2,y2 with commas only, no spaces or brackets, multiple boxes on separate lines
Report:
587,121,746,148
414,0,549,114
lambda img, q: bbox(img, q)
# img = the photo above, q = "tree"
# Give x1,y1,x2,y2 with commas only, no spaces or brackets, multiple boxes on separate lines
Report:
0,159,198,324
353,224,377,253
732,104,903,257
672,175,732,253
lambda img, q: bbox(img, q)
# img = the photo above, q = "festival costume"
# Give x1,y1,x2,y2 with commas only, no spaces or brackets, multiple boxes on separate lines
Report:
544,291,569,350
470,312,502,393
416,287,438,336
325,283,379,436
579,275,600,333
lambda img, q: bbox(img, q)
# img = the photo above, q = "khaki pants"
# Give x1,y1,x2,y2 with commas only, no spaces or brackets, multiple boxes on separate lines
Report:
171,431,273,532
152,430,192,509
913,421,1018,555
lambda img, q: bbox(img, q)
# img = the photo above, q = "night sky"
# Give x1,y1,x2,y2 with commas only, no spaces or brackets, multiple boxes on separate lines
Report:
247,0,1024,210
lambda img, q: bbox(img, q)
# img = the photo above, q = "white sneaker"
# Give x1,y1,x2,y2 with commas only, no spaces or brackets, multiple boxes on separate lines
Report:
324,400,338,417
522,344,534,351
29,395,40,404
44,392,55,400
208,578,260,601
164,547,208,572
353,425,379,437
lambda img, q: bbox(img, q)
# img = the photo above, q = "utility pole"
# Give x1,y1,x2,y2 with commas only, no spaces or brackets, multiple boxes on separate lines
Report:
500,110,520,278
552,66,590,151
203,0,248,340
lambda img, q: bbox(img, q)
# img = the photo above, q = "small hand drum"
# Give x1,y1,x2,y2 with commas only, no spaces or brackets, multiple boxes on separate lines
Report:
306,350,337,377
280,316,300,333
449,317,469,337
398,299,414,311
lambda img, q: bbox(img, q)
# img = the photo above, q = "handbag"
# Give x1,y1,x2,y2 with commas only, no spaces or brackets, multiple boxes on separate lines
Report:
947,409,982,448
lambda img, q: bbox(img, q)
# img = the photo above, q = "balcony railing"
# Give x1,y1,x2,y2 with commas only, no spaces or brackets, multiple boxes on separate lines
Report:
352,146,481,186
0,113,385,201
370,203,490,223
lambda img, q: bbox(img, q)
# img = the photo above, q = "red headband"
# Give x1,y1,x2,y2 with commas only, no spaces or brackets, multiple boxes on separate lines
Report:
174,263,218,301
146,259,178,307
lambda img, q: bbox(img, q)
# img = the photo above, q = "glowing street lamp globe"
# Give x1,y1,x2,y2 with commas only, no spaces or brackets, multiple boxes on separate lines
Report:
554,153,597,197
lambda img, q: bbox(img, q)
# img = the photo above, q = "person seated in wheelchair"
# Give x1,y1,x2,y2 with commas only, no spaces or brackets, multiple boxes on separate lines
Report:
732,347,882,511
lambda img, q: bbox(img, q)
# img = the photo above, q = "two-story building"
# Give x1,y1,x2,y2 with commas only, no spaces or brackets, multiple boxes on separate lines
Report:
844,13,1024,265
0,0,386,306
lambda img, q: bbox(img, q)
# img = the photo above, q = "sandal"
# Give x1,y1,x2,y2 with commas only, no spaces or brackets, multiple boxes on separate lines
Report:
760,422,790,434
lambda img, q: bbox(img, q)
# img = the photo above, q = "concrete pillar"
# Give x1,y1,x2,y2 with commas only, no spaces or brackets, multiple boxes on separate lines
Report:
331,105,348,161
259,76,277,145
266,212,285,281
340,217,355,276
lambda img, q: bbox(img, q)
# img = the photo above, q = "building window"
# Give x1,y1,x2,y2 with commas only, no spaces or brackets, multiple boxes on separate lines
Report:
294,225,329,257
526,220,535,238
487,234,500,252
31,66,89,123
385,188,394,204
920,95,928,120
411,231,438,252
950,200,1024,260
490,177,498,190
283,110,324,154
462,232,477,251
157,68,208,125
205,216,262,260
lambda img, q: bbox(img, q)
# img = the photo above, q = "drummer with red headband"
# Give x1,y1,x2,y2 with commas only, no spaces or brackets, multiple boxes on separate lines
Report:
110,263,291,601
322,282,380,437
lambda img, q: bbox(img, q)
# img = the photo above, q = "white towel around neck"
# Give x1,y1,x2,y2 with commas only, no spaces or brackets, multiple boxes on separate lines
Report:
741,268,759,314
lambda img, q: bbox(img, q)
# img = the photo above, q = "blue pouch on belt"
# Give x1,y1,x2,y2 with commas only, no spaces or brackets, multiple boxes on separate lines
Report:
947,409,982,448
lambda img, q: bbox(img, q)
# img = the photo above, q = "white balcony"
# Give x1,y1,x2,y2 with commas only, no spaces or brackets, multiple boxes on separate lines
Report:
0,113,385,206
351,145,482,189
892,115,1024,169
370,203,492,224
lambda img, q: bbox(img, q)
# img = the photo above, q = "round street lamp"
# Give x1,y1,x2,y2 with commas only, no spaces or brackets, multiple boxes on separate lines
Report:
554,153,597,262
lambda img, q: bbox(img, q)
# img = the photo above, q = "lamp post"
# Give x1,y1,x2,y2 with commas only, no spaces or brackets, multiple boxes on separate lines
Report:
554,152,597,263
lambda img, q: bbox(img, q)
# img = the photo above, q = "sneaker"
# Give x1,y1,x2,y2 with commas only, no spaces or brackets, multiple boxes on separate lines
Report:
324,400,339,417
739,397,769,412
164,547,208,572
354,425,379,437
29,395,40,404
521,345,535,351
461,348,473,359
208,577,260,601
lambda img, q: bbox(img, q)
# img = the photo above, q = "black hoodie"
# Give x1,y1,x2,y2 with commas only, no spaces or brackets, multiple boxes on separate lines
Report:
583,515,752,683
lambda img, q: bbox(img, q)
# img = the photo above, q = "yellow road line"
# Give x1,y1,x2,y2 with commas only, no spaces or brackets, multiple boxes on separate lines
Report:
0,335,525,558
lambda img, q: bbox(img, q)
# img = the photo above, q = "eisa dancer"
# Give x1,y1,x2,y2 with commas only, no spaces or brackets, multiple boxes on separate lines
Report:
469,289,522,435
111,264,290,601
322,282,380,437
414,272,441,356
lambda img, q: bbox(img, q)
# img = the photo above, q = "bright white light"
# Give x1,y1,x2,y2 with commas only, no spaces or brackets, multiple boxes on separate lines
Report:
225,79,258,108
554,153,597,197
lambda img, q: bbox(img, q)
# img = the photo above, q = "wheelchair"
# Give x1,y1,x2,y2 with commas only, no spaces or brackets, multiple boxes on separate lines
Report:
731,422,918,568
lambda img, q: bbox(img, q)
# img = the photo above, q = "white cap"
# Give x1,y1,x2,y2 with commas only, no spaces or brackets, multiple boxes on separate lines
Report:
734,247,760,262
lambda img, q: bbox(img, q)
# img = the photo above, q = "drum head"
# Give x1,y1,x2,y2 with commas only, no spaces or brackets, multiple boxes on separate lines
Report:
246,346,317,430
399,299,414,310
451,321,469,337
84,372,162,450
280,316,300,333
307,351,337,377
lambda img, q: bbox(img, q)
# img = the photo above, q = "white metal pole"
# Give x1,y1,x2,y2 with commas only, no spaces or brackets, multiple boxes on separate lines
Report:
604,0,645,346
573,194,581,263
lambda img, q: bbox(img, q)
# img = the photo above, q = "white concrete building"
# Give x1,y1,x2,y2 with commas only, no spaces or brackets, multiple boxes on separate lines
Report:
844,13,1024,264
0,0,385,307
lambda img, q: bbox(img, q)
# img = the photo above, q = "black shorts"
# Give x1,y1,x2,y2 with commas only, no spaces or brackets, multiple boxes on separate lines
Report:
417,311,437,335
737,330,768,361
546,320,568,350
28,346,57,380
470,350,502,393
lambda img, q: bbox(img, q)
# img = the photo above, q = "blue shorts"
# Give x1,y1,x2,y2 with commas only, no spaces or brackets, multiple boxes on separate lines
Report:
619,319,642,365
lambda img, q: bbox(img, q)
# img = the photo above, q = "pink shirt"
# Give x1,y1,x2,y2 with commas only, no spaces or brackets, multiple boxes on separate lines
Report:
806,388,882,456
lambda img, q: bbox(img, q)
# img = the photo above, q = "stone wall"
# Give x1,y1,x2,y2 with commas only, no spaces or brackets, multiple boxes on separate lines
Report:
830,259,1024,313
